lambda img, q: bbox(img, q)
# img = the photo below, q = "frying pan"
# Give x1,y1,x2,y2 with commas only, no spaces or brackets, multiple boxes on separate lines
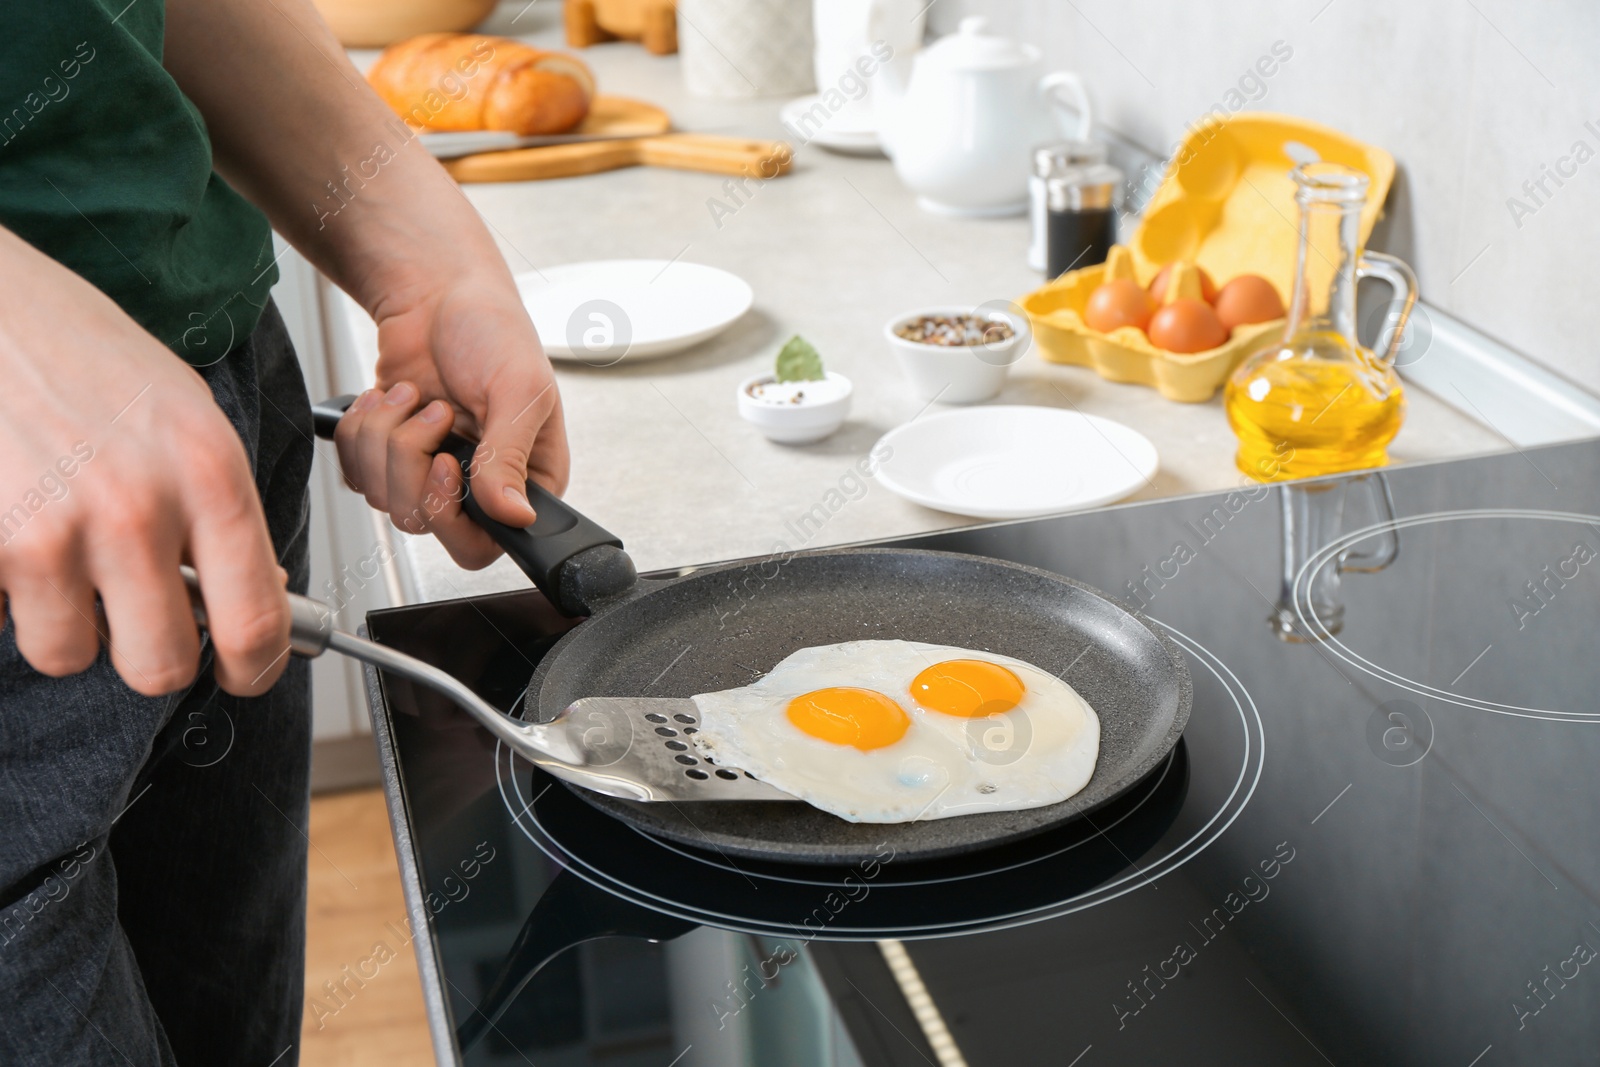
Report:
313,399,1191,864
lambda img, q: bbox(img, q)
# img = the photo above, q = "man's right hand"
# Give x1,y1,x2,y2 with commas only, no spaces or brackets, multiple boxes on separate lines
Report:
0,227,291,697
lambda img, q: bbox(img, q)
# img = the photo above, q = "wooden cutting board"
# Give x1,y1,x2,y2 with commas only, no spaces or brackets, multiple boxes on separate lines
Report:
443,94,793,183
567,94,674,138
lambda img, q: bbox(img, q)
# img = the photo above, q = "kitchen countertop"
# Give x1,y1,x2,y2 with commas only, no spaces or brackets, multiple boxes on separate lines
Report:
331,4,1504,601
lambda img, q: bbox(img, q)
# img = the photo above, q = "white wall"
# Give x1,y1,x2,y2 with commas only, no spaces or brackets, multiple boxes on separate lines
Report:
930,0,1600,394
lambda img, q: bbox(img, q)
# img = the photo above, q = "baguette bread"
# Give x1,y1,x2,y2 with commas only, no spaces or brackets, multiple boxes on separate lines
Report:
367,33,596,136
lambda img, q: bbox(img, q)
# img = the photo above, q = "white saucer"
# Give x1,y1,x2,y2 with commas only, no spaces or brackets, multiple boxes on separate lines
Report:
873,406,1159,520
779,95,883,156
515,260,754,365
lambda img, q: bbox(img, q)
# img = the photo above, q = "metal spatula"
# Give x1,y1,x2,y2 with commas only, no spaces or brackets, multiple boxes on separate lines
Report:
182,569,794,803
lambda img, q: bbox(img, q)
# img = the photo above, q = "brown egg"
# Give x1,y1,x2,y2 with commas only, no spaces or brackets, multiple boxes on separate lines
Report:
1149,263,1218,304
1148,298,1229,353
1084,279,1155,334
1214,274,1286,330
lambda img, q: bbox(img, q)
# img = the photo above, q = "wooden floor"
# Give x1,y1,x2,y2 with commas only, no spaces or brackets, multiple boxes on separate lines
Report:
301,788,435,1066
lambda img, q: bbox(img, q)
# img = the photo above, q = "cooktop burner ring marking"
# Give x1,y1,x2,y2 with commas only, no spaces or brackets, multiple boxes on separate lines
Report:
1295,508,1600,723
493,621,1265,938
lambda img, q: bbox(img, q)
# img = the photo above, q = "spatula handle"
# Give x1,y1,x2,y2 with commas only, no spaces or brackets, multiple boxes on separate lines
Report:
180,565,554,755
312,395,636,615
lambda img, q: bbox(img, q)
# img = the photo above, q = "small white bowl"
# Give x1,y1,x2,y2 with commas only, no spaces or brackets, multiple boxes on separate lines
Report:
737,371,853,444
885,306,1031,405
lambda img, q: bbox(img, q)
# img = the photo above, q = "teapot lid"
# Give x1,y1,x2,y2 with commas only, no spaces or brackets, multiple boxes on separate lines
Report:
921,16,1039,71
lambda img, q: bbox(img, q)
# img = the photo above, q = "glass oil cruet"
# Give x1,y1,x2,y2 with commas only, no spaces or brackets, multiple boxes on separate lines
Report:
1225,161,1418,482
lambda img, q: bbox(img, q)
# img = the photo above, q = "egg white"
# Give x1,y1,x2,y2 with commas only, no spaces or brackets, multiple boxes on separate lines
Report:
689,640,1099,823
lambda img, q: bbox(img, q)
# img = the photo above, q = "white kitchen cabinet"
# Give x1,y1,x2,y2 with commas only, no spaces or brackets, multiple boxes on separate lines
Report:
270,236,398,791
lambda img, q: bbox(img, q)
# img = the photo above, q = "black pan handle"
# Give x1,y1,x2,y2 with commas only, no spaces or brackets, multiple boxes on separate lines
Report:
312,394,636,616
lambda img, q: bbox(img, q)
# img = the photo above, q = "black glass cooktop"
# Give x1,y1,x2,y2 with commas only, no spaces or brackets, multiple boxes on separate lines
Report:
364,437,1600,1067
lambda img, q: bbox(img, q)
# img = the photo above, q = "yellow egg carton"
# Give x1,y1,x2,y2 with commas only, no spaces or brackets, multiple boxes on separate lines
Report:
1022,112,1395,403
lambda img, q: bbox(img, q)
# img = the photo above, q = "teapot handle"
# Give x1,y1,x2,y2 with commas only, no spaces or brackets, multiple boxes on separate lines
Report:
1355,251,1418,365
1038,71,1093,141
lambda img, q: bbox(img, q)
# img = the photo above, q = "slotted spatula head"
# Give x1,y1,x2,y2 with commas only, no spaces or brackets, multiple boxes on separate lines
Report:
341,616,796,801
330,623,796,802
531,697,796,802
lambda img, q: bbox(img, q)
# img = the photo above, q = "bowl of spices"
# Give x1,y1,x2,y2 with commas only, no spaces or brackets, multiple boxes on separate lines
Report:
738,335,853,444
885,307,1028,404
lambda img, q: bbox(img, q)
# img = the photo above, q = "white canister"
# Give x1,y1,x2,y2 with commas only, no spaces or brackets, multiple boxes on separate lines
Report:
1028,140,1108,273
679,0,816,99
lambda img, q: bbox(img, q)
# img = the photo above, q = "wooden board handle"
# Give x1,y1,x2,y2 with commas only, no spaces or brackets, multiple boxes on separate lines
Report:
636,136,792,178
445,135,793,183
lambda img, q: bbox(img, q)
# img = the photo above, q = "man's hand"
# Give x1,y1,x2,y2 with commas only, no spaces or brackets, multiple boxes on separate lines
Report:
0,229,290,696
164,0,571,569
334,271,569,568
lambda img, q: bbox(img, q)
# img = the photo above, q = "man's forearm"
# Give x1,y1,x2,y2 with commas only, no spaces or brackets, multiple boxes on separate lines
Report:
161,0,507,316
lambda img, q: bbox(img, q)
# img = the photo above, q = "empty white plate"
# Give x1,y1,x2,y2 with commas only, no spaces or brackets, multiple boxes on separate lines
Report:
515,260,754,365
874,406,1159,520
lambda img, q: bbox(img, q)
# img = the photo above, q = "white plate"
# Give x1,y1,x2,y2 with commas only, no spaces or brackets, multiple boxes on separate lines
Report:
874,406,1159,520
515,260,754,365
779,95,883,156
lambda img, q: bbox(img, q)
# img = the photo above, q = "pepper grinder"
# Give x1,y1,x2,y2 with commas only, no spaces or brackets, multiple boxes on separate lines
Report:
1028,140,1107,272
1045,162,1122,280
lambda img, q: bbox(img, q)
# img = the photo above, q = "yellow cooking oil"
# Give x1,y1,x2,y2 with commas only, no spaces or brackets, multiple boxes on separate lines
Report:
1225,331,1405,482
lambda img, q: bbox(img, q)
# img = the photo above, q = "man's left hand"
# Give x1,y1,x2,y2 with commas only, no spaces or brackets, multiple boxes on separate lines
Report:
334,270,569,569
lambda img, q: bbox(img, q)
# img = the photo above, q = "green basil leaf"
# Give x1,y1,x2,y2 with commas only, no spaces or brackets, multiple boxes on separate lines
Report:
774,335,824,382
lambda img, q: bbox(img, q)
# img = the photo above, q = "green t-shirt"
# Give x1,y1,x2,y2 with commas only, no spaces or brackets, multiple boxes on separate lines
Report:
0,1,277,364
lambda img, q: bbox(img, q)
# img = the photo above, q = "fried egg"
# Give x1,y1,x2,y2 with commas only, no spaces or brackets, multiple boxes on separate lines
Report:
689,640,1099,823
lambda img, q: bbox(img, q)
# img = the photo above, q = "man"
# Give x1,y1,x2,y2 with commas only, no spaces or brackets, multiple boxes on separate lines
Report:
0,2,567,1062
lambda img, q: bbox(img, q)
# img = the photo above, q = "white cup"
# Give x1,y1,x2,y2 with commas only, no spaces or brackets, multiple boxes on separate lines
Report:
885,306,1031,405
811,0,927,130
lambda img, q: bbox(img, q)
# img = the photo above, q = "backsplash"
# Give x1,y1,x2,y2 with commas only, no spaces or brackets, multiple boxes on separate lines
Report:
930,0,1600,396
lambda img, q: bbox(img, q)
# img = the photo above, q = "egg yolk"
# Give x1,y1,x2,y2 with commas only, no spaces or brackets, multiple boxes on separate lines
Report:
786,687,909,750
911,659,1025,718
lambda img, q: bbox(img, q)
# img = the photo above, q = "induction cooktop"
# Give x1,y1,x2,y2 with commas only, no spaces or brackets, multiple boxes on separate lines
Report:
361,437,1600,1066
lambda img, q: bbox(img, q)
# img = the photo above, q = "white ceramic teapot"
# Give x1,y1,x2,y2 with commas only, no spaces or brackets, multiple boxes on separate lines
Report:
874,16,1092,217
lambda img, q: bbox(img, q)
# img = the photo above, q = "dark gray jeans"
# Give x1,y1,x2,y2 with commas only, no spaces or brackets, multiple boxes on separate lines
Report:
0,301,315,1065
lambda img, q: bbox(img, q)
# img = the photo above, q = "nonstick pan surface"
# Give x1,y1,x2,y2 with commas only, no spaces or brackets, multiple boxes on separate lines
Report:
523,548,1191,865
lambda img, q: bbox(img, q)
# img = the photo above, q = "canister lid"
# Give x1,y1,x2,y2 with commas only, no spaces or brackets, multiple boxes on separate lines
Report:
1046,163,1122,212
1032,140,1108,178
